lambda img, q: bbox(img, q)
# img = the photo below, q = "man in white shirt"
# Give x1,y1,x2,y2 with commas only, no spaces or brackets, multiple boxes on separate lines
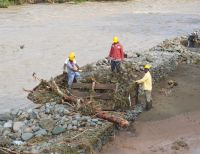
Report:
63,52,81,89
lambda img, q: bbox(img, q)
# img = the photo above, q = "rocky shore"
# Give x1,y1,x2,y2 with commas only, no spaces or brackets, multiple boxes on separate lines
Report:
0,31,200,153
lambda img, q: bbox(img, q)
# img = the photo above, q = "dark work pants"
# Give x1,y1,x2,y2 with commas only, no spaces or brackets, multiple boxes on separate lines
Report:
111,60,121,73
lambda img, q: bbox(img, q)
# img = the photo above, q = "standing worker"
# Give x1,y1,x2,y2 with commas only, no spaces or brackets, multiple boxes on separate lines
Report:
63,52,82,89
135,64,152,110
108,37,124,73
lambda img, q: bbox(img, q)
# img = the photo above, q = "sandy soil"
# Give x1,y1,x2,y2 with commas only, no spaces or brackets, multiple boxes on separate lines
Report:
100,64,200,154
0,0,200,112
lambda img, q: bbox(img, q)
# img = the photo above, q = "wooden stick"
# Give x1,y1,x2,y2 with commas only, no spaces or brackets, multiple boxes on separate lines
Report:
71,129,88,140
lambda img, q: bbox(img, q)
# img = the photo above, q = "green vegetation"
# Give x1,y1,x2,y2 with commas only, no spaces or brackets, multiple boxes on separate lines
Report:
0,0,90,8
0,0,9,8
0,0,25,8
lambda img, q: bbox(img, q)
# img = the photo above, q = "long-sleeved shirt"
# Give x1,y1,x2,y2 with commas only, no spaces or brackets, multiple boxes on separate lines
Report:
109,43,124,61
64,59,77,72
136,71,152,91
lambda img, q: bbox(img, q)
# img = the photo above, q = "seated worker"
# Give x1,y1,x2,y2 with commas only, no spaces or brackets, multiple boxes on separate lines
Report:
63,52,82,89
135,64,152,111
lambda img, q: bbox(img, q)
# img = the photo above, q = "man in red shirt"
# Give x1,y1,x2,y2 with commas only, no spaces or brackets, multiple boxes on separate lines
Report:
108,36,124,73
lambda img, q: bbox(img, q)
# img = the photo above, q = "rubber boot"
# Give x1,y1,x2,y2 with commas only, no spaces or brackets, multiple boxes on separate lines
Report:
146,101,152,111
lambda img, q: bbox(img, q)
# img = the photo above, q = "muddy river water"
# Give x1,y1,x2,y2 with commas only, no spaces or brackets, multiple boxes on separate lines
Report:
0,0,200,113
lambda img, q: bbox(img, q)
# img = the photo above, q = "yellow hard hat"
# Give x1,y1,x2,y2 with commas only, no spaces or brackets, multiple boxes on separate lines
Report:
69,52,75,58
113,36,119,43
68,52,75,61
144,64,151,69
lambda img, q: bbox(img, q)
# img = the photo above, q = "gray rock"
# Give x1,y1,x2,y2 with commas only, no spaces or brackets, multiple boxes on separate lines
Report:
13,121,24,132
0,121,4,126
50,102,56,106
72,120,78,126
91,119,98,123
23,127,33,133
21,133,34,141
75,115,81,121
146,55,153,62
54,105,65,115
0,113,12,121
29,110,40,119
40,106,45,112
10,109,19,117
53,114,60,120
3,128,11,136
45,108,51,114
0,126,4,135
34,129,47,137
67,124,72,130
97,121,103,125
27,108,33,114
72,126,77,130
39,118,56,132
12,140,24,145
87,119,91,123
59,117,69,125
52,126,65,135
45,103,51,108
63,124,68,129
17,110,23,116
32,126,40,132
4,120,12,128
90,122,96,127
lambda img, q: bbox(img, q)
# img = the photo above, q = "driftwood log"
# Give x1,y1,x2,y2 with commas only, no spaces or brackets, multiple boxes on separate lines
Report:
96,111,129,127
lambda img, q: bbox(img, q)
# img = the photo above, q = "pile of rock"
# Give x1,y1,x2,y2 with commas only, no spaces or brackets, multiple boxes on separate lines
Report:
0,102,104,151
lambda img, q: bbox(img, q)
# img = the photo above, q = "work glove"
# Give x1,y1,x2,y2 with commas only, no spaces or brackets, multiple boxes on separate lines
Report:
135,80,139,84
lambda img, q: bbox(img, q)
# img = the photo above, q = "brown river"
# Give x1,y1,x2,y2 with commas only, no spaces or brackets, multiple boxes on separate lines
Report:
0,0,200,113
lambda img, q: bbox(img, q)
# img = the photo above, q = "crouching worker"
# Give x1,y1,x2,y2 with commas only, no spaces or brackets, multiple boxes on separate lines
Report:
135,64,152,111
63,52,82,89
188,32,198,48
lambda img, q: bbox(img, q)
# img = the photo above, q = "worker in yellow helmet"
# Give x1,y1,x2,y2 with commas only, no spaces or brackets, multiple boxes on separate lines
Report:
108,36,124,73
135,64,152,110
63,52,82,89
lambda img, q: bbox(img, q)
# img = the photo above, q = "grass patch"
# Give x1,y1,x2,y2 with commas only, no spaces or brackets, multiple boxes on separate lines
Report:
0,0,9,8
